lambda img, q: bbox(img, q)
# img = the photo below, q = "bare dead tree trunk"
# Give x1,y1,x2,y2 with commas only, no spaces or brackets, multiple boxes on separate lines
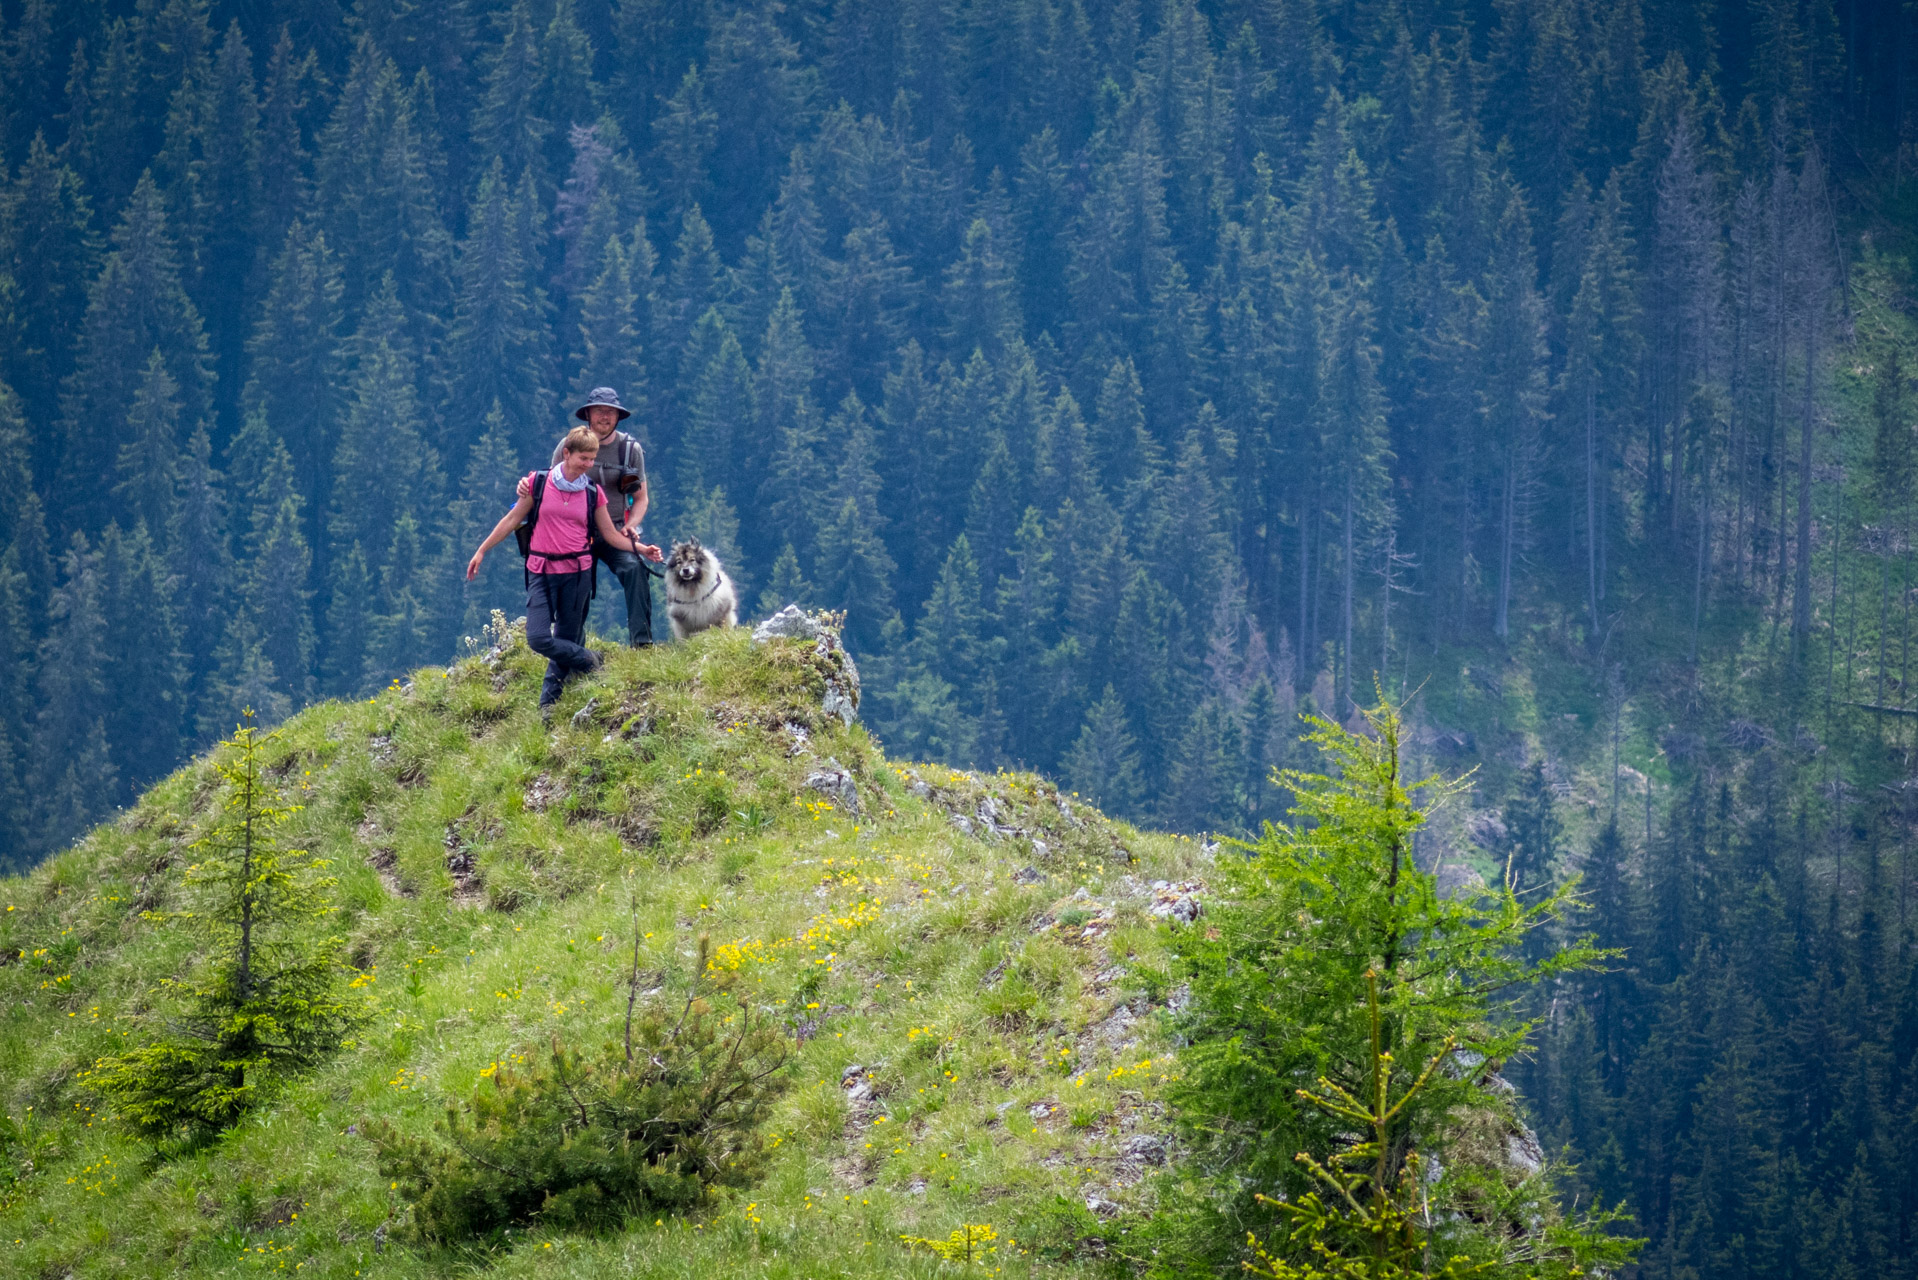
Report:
1496,445,1517,639
1297,500,1312,685
1829,481,1845,718
1769,156,1793,620
238,748,256,1002
1586,377,1601,633
1792,307,1820,663
1690,449,1712,664
1342,481,1355,708
1381,528,1394,684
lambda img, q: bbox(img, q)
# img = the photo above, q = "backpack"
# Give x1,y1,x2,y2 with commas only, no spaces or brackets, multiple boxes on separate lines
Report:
514,471,599,590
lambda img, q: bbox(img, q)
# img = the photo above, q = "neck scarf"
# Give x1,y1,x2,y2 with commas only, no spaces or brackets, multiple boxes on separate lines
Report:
549,464,594,493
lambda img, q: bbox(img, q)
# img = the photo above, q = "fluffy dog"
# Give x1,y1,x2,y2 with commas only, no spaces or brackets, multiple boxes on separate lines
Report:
664,539,738,640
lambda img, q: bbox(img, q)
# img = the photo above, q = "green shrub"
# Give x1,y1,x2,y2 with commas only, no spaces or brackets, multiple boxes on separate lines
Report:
369,946,791,1242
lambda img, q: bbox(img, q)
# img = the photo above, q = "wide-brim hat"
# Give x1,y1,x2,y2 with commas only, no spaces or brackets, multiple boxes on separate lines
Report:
574,387,631,421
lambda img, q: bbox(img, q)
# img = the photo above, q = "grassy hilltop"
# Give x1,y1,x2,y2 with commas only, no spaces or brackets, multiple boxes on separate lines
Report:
0,618,1214,1278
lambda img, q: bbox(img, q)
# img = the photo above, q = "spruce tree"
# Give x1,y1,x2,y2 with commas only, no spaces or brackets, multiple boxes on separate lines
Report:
445,158,555,457
29,534,118,852
451,402,527,638
682,308,752,493
160,19,261,393
1174,698,1619,1276
765,147,829,321
168,424,232,724
535,0,601,152
246,496,317,711
572,230,649,414
1090,357,1163,510
472,0,552,191
62,173,215,525
323,541,372,697
365,513,441,685
2,133,97,428
255,26,316,242
994,506,1064,762
756,541,813,617
875,539,985,767
894,534,989,746
1109,566,1190,779
85,711,360,1142
553,122,651,298
703,2,815,239
357,66,455,345
820,218,918,401
1480,188,1550,641
760,392,828,563
814,497,898,653
814,394,898,645
114,350,185,539
963,431,1021,588
941,216,1022,358
244,219,346,520
97,521,186,799
0,381,35,552
329,276,442,577
0,552,30,871
651,63,716,221
0,0,59,160
1165,697,1242,834
749,287,817,514
1501,760,1562,899
1062,684,1145,818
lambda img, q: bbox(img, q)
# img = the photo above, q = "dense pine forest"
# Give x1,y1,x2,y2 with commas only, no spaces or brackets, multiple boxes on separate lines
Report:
2,0,1918,1274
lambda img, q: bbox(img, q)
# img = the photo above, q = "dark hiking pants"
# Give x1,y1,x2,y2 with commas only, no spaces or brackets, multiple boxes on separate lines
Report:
594,539,655,646
526,569,594,707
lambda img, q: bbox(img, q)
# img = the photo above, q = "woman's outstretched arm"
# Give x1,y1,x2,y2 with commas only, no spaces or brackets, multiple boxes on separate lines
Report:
467,493,536,580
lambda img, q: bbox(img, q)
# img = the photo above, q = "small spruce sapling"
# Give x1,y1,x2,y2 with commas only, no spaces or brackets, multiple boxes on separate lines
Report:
86,711,361,1143
1164,691,1638,1275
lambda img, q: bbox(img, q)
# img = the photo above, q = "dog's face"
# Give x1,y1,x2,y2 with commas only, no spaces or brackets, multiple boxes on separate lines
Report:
668,539,711,586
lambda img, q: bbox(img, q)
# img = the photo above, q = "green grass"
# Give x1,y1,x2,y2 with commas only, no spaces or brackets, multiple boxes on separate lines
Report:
0,623,1205,1277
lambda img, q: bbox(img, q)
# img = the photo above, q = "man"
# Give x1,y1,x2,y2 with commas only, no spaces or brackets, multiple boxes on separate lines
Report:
520,387,665,645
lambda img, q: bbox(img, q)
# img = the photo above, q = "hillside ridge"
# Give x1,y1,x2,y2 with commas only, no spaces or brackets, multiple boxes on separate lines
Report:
2,614,1233,1277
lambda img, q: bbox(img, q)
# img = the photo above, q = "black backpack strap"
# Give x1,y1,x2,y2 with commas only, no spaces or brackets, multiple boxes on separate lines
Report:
586,483,599,599
518,471,548,587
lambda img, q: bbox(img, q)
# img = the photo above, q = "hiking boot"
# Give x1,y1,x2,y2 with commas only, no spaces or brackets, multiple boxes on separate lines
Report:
540,701,558,727
578,648,605,676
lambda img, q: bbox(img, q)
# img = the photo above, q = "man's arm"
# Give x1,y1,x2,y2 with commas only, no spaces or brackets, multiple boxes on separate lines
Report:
517,444,567,500
594,500,662,561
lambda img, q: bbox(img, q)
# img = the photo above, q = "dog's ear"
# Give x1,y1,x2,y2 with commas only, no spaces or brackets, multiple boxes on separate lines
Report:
689,536,703,551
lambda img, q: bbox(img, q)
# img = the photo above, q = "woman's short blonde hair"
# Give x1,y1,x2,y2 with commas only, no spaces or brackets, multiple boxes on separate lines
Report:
562,425,600,455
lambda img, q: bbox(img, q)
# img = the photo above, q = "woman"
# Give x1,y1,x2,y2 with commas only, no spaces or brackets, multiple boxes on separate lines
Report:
468,426,661,716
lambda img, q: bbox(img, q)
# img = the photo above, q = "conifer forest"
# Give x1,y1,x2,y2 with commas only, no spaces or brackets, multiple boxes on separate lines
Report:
4,0,1918,1274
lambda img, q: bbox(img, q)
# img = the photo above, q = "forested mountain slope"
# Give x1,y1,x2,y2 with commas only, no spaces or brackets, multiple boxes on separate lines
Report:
3,0,1918,1274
